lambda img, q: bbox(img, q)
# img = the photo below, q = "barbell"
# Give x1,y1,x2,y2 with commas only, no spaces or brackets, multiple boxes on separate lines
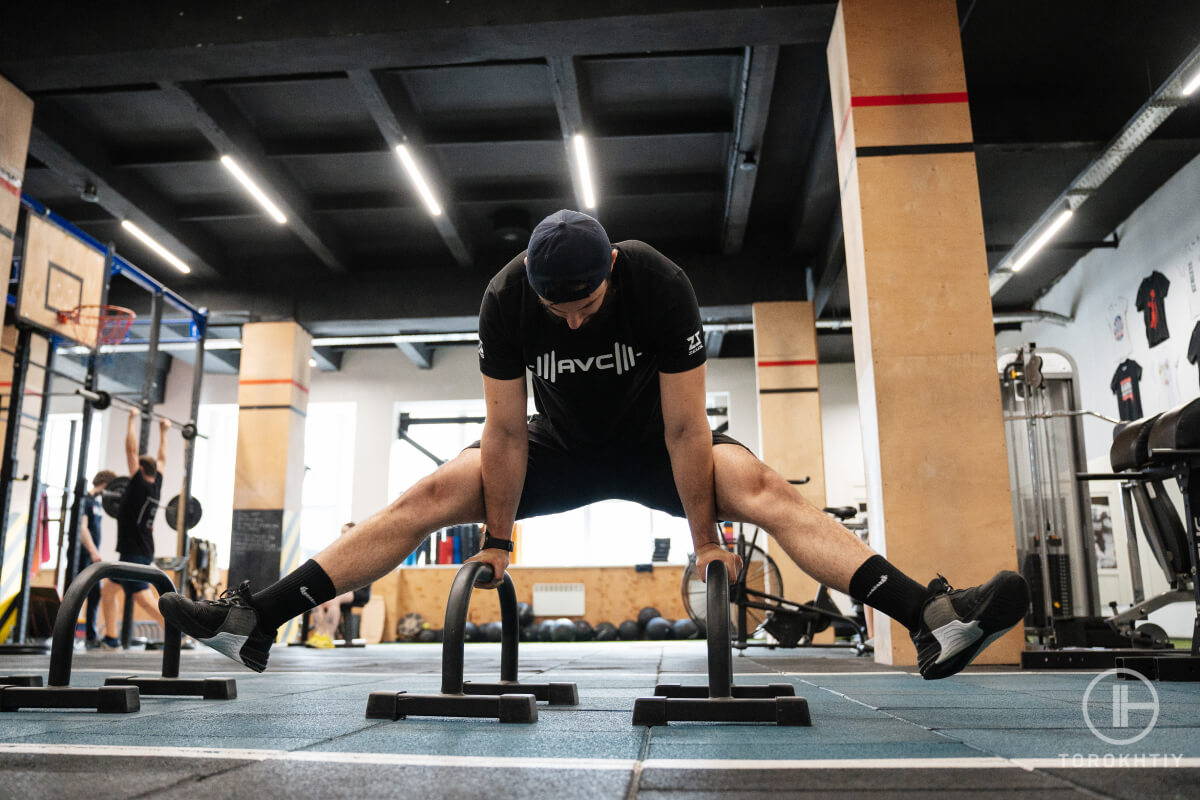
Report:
100,476,204,530
74,388,203,440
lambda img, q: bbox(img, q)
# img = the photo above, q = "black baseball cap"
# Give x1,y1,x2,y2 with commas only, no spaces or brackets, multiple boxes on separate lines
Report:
525,210,612,303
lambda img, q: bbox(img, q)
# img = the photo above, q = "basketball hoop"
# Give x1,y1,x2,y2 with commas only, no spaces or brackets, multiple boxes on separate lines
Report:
56,304,137,347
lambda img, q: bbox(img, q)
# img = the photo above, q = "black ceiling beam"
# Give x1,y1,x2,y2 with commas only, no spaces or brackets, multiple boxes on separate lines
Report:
811,214,844,318
99,126,733,171
26,108,228,281
181,246,804,324
346,69,472,268
547,56,590,210
720,45,778,254
158,80,350,274
311,346,343,372
0,4,837,92
705,329,725,359
170,172,723,222
395,342,435,370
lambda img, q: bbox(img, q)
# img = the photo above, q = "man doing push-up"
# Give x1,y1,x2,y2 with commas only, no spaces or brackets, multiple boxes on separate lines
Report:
161,210,1029,678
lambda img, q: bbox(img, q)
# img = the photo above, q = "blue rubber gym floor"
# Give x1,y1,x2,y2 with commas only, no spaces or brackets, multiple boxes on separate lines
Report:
1,641,1198,798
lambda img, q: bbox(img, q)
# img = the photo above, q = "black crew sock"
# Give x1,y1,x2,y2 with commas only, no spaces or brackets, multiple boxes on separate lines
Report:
248,559,337,631
848,555,929,632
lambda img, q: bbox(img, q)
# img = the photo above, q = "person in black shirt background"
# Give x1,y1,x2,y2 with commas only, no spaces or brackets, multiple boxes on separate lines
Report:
79,469,116,647
163,210,1029,681
100,408,167,647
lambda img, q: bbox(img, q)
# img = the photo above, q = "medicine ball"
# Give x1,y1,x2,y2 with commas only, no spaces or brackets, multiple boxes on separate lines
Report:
516,602,534,626
416,628,438,643
672,618,699,640
573,620,594,641
463,621,481,642
396,612,424,642
594,622,618,641
538,620,556,642
549,619,576,642
637,607,661,629
644,617,673,640
618,620,640,640
483,621,504,643
521,624,538,642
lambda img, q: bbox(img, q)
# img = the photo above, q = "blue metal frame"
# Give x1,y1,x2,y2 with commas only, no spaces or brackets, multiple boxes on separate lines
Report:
15,194,208,333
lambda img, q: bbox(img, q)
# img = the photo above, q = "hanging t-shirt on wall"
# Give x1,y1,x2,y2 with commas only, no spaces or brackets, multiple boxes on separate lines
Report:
1110,359,1144,421
1185,233,1200,317
1135,270,1170,347
1106,297,1131,356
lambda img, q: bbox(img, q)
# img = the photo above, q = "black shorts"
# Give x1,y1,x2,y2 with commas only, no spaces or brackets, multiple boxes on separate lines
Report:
112,553,155,593
465,415,751,520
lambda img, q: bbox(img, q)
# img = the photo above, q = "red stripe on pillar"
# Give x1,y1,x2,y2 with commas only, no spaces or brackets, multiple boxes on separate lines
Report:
756,359,818,367
851,91,968,107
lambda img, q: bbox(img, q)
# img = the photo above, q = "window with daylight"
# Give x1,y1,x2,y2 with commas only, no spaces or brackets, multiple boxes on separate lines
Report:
190,404,239,568
387,393,729,567
300,402,357,561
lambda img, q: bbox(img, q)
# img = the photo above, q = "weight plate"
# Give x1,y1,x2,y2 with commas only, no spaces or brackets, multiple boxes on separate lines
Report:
101,476,130,518
165,494,203,530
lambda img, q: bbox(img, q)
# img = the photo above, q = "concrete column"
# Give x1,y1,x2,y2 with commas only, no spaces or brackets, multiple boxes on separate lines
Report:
827,0,1020,665
229,322,311,631
752,301,832,643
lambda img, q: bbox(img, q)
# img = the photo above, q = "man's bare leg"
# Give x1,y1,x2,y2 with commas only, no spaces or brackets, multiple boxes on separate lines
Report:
712,443,873,592
313,448,486,591
132,588,164,627
712,443,1029,678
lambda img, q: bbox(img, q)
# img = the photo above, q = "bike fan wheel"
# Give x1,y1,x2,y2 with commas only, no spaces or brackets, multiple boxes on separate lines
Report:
682,534,782,638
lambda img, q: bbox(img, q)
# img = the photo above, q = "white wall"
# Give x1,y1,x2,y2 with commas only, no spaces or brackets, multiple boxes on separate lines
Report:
996,150,1200,636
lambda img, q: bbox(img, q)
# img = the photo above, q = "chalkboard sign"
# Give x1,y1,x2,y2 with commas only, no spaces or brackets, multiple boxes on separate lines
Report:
229,509,284,589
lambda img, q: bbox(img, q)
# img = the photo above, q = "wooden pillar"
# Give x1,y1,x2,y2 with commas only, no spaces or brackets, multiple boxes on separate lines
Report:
752,301,832,642
827,0,1020,665
230,322,311,633
0,75,32,314
0,79,34,638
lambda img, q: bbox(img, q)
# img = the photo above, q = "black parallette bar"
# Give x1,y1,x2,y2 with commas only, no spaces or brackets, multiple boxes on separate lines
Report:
654,683,795,699
105,676,238,699
759,387,818,394
855,142,974,158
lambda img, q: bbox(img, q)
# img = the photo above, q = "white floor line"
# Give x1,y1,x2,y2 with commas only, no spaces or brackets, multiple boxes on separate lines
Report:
1,743,1196,770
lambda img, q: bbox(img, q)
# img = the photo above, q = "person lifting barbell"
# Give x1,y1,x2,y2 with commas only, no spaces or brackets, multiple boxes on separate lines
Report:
99,407,168,647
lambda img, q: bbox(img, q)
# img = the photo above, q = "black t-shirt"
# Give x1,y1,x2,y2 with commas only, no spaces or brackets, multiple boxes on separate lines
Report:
1110,359,1144,421
478,240,706,449
1135,271,1170,347
116,471,161,557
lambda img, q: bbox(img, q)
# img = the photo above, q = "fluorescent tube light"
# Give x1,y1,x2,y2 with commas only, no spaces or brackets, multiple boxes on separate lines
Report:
572,133,597,209
1011,209,1074,272
120,220,191,274
395,145,443,216
1183,67,1200,96
220,155,287,224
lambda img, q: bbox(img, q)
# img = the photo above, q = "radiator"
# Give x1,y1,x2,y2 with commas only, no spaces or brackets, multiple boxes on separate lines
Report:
532,582,586,616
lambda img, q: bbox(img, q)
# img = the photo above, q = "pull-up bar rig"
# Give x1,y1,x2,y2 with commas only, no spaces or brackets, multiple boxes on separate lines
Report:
0,193,209,650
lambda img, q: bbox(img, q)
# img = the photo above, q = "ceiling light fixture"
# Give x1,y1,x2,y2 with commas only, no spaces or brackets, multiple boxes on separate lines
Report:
1011,209,1074,272
308,357,317,368
1183,67,1200,96
220,155,287,224
395,144,443,216
572,133,597,209
120,220,191,274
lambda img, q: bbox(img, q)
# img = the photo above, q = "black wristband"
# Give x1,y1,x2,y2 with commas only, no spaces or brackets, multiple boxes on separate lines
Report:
482,533,513,552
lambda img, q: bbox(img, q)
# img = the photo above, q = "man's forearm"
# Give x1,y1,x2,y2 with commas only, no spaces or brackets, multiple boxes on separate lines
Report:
665,430,718,551
480,428,528,539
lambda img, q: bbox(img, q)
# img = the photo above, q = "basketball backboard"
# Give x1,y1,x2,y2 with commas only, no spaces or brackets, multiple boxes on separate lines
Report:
17,214,106,350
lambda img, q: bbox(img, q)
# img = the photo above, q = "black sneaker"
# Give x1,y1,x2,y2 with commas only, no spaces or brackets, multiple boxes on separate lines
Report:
158,582,275,673
910,571,1030,680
